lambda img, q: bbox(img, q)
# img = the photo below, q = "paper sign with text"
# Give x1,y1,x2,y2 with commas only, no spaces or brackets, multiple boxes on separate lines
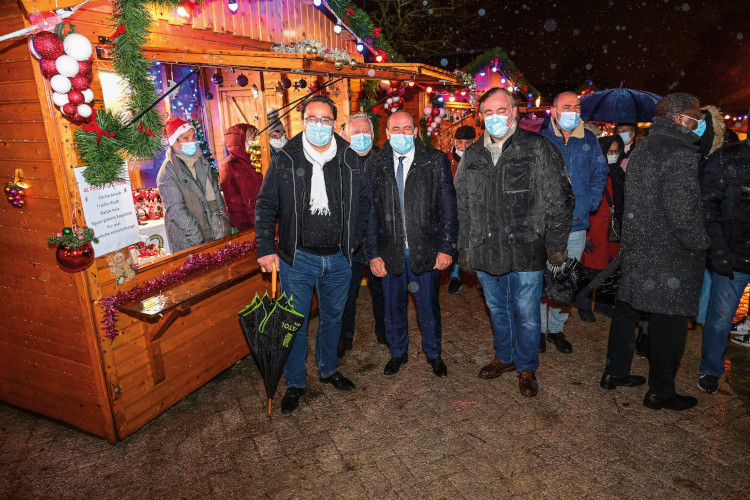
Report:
74,167,139,256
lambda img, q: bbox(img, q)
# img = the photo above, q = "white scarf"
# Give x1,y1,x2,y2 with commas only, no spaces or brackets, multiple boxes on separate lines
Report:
302,133,337,216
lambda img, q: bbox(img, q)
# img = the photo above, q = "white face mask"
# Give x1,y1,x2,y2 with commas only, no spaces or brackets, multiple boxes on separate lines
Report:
270,137,288,150
607,154,619,165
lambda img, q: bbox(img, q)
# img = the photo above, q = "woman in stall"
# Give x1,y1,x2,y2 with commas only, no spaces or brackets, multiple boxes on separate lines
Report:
219,123,263,232
157,117,231,253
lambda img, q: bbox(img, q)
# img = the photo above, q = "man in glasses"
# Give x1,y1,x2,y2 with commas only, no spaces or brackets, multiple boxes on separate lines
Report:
255,95,370,414
608,93,710,411
365,110,458,378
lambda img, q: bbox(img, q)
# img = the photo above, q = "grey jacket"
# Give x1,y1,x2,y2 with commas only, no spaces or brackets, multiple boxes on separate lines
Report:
156,148,228,253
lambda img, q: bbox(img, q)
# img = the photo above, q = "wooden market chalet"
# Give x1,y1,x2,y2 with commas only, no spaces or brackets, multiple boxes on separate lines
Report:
0,0,464,442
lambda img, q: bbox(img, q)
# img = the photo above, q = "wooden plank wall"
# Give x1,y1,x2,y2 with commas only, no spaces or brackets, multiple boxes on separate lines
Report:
0,0,114,440
91,232,258,439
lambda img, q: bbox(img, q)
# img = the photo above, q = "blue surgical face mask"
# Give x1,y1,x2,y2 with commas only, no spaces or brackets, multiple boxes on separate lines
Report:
484,114,510,137
694,119,707,137
305,123,333,147
558,112,581,131
179,141,199,156
390,133,414,154
618,131,632,145
350,133,372,154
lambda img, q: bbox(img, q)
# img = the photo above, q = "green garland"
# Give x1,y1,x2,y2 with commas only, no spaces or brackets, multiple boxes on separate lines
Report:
189,119,216,176
326,0,402,62
48,226,99,248
359,79,380,142
466,47,539,98
74,0,183,186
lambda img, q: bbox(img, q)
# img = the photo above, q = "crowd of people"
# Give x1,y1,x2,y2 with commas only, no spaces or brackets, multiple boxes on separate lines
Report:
156,86,750,415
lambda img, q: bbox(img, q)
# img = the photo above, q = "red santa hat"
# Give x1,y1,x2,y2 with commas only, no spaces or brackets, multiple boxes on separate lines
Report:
165,116,194,146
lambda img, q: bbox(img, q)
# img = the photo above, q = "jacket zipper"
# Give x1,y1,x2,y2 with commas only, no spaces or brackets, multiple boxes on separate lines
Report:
283,148,298,267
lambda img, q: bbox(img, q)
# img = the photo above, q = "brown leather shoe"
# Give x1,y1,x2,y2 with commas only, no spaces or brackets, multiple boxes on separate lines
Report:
518,371,538,397
478,358,516,379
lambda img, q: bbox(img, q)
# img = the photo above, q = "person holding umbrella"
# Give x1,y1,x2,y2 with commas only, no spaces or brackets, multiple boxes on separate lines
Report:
254,95,370,415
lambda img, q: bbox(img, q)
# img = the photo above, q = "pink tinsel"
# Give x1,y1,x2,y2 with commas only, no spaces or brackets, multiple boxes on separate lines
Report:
101,240,259,339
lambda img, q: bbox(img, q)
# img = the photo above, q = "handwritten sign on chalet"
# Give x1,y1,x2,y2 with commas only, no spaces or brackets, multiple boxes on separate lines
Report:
74,167,139,256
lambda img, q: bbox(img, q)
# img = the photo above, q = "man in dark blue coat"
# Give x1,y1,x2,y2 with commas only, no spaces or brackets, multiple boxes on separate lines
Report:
365,110,458,378
539,91,608,354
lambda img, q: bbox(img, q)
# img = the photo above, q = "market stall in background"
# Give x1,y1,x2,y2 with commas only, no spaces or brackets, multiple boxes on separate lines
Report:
0,0,463,442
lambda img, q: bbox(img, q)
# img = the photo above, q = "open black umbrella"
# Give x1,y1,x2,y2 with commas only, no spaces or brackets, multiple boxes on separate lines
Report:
239,264,304,414
581,87,662,123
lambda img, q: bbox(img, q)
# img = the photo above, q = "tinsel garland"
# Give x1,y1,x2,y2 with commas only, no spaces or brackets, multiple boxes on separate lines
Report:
100,240,258,339
466,47,539,98
189,118,217,176
272,39,357,67
453,69,477,105
74,0,185,186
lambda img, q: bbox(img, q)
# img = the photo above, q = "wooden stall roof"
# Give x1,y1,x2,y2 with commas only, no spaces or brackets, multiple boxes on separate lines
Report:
142,47,462,84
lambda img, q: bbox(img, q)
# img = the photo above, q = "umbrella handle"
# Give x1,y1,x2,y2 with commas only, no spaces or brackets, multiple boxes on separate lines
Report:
271,262,278,298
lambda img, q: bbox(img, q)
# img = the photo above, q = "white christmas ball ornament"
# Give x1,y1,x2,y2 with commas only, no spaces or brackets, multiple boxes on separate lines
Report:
392,96,400,103
424,105,433,116
52,92,69,107
434,116,442,124
81,88,94,103
386,97,393,104
63,33,93,61
50,74,72,93
438,108,446,117
77,104,92,118
55,55,79,77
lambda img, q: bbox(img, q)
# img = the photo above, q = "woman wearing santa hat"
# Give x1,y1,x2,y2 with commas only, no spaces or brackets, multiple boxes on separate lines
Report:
156,116,231,253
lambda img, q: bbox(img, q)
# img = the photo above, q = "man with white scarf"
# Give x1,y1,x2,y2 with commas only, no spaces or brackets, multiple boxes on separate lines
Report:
255,95,370,415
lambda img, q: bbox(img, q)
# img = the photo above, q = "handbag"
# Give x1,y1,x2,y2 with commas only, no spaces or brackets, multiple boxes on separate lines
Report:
209,211,232,240
603,190,621,242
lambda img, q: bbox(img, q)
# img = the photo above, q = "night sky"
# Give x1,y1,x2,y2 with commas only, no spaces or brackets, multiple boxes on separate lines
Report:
391,0,750,114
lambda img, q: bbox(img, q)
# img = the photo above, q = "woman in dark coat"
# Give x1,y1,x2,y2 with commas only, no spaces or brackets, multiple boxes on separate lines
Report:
218,123,263,231
575,135,626,322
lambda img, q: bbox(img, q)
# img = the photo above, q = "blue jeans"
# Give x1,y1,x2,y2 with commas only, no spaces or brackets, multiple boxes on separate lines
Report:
699,271,750,377
477,270,543,372
279,250,351,388
449,263,461,280
541,230,586,333
696,268,712,324
382,250,442,358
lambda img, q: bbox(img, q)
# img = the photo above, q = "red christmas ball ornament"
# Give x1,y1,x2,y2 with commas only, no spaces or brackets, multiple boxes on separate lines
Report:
67,90,84,105
70,112,84,122
62,103,76,115
40,58,58,78
77,60,93,76
32,32,64,60
70,74,90,91
431,108,440,116
55,243,95,273
426,115,434,123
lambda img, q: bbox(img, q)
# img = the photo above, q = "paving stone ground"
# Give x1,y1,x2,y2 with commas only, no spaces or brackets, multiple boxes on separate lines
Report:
2,280,750,499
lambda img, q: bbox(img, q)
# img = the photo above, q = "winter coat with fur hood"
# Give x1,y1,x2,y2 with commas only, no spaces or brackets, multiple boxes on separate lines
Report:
219,123,263,231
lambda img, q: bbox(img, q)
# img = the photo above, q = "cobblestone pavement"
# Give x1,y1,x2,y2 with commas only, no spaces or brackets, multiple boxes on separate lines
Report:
2,281,750,499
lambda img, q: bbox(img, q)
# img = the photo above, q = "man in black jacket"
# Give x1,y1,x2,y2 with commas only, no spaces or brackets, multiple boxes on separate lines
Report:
697,134,750,393
255,96,370,414
455,88,573,397
365,110,458,378
606,93,710,411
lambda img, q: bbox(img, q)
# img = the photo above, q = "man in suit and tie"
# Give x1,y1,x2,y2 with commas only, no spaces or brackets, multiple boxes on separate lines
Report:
364,110,459,378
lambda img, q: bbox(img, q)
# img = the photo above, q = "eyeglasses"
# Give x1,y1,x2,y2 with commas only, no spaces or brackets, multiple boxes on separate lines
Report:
304,116,334,126
679,114,703,123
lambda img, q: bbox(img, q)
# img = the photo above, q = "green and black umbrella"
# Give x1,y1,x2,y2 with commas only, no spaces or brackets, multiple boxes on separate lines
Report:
239,265,304,414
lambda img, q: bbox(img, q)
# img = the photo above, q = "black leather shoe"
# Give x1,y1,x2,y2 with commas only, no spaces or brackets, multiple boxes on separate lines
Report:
281,387,304,414
448,277,463,294
643,391,698,411
578,308,596,323
428,356,447,377
337,342,352,359
319,371,356,390
600,373,647,390
384,353,408,375
376,335,388,345
539,335,547,353
547,332,573,353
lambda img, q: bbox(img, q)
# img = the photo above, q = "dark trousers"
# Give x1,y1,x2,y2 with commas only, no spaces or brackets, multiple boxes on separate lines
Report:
382,250,442,359
340,260,385,345
648,313,688,398
604,300,641,377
